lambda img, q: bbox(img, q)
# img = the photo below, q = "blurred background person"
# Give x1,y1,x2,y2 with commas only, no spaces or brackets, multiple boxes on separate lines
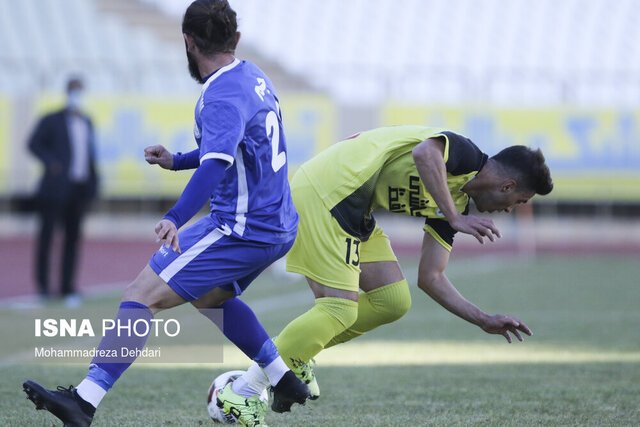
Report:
27,76,99,307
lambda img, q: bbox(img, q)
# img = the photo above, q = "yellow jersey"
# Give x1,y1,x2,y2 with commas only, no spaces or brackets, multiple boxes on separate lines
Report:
298,126,488,250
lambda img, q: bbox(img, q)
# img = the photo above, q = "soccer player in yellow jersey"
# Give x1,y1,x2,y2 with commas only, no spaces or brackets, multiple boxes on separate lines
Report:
228,125,553,414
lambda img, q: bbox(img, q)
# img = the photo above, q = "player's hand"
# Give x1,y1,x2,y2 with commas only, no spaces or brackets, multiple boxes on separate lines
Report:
144,145,174,170
481,314,532,343
155,219,181,253
449,214,501,244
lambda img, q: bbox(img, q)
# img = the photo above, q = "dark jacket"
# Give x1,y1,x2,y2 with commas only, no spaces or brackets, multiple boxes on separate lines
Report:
28,109,98,202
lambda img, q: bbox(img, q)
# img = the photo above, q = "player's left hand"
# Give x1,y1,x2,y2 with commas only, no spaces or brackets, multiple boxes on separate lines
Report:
155,219,181,253
480,314,532,343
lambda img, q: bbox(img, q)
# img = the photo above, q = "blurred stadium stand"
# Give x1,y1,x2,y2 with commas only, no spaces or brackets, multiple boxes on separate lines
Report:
162,0,640,107
0,0,311,96
1,0,638,100
0,0,638,200
0,0,638,298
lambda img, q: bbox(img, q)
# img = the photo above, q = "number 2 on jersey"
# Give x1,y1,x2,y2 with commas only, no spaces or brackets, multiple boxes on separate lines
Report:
266,110,286,172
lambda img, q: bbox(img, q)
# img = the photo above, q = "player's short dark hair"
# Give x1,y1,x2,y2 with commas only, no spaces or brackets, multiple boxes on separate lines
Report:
182,0,237,55
491,146,553,195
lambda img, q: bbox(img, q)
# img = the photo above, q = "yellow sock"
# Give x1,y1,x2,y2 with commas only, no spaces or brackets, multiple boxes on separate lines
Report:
325,279,411,348
275,297,358,369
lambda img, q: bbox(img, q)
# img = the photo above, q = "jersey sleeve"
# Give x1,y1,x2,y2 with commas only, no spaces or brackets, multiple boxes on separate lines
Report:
172,149,200,170
199,101,245,167
163,158,228,229
422,202,470,252
423,218,456,252
434,131,488,176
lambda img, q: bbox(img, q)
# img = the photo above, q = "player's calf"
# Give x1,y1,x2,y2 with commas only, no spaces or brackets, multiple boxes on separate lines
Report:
23,380,95,427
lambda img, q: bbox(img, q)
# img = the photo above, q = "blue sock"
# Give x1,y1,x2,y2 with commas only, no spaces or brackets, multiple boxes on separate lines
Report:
199,297,278,367
86,301,153,391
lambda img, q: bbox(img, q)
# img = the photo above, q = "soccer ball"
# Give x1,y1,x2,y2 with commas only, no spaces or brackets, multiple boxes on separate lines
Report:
206,370,269,424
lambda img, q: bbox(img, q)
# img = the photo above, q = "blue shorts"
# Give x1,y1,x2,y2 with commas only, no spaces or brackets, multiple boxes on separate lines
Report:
149,216,295,301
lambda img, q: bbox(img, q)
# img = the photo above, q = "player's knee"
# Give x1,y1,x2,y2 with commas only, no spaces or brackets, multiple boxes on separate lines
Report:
381,295,411,324
316,296,359,333
369,279,412,324
191,287,235,309
388,287,412,321
331,299,359,331
341,301,359,330
121,265,184,314
121,280,149,308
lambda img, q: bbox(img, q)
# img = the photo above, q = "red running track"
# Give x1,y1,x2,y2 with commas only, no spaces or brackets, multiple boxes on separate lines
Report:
0,237,159,300
2,236,638,300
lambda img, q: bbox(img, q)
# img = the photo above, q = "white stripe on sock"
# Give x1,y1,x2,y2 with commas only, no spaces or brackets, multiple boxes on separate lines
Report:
262,356,289,386
230,377,258,398
242,362,271,394
76,379,107,408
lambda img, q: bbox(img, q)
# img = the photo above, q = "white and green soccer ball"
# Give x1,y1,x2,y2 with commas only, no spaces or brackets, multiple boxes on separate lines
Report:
206,370,269,424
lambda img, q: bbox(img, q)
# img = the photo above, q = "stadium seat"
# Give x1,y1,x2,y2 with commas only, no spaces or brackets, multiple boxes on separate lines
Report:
0,0,638,105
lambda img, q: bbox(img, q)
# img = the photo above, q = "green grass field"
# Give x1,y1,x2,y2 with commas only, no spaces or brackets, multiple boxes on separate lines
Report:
2,254,639,426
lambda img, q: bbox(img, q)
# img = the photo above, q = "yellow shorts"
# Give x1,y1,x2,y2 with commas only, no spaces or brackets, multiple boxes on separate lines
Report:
286,169,398,292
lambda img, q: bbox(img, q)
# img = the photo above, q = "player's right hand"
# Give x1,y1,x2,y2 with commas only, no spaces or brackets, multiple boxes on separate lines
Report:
449,214,501,244
481,314,532,343
144,144,174,170
155,219,181,253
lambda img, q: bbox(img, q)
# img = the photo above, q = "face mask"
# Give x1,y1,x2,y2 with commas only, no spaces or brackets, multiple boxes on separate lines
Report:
67,89,85,111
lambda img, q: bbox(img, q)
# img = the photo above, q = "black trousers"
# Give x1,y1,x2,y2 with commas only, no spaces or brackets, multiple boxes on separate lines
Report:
35,184,89,296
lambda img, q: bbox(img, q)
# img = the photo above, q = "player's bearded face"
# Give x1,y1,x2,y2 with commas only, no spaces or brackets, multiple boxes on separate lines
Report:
186,49,203,83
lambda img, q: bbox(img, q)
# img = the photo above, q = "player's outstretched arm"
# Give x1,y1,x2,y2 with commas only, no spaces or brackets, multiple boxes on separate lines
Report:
418,233,532,343
145,146,202,171
413,138,501,244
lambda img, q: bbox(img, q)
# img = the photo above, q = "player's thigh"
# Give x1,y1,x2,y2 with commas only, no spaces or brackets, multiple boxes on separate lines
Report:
306,276,358,301
359,225,404,292
188,245,286,309
285,171,360,293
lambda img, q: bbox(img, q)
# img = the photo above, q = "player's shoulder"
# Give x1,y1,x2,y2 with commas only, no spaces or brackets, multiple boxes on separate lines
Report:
436,130,480,149
206,60,269,91
203,60,273,106
236,60,268,78
435,131,487,175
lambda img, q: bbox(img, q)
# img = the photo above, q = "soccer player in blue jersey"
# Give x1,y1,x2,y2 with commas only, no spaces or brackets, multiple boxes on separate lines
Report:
23,1,309,426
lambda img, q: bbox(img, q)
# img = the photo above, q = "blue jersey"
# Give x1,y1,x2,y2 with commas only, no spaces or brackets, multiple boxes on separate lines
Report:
193,59,298,244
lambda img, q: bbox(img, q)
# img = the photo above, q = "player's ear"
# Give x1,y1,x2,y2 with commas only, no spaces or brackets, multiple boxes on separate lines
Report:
234,32,241,48
183,33,196,52
500,179,516,193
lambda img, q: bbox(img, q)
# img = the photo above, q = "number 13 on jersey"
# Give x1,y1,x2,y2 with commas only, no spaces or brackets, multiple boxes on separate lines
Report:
345,237,360,266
